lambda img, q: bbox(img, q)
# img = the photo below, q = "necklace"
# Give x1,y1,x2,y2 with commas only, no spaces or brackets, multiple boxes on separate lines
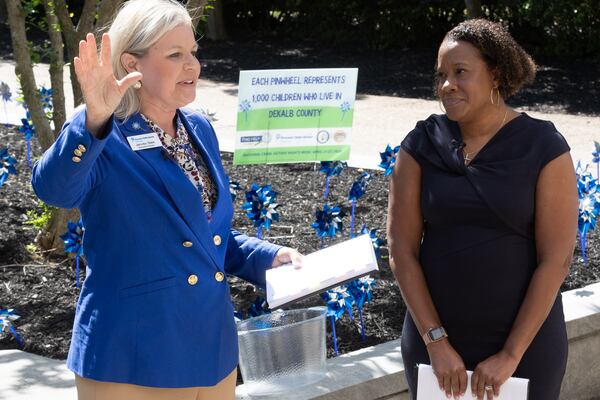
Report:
463,108,509,165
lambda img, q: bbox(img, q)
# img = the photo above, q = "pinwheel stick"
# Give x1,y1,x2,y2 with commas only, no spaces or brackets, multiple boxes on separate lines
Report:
330,315,339,356
358,308,366,342
324,176,331,201
350,200,356,238
76,256,80,288
8,325,24,348
26,140,30,168
257,226,262,240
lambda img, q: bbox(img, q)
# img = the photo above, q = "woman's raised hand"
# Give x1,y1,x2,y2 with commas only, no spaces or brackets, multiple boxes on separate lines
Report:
73,32,142,137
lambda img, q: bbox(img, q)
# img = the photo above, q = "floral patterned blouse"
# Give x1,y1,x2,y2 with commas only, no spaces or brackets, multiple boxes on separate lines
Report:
141,114,217,220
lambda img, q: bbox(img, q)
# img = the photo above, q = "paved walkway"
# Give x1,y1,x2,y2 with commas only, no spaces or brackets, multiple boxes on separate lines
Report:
0,60,598,399
0,61,598,169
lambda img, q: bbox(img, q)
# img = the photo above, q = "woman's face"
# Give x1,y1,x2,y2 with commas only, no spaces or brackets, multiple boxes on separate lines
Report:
436,39,497,123
134,24,200,112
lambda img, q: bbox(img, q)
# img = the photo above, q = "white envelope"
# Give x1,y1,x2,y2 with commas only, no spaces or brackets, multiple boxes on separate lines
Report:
417,364,529,400
266,234,379,309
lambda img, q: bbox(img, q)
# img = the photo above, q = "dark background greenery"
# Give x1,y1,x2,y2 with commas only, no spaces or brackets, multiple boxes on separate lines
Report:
1,1,598,59
219,0,600,57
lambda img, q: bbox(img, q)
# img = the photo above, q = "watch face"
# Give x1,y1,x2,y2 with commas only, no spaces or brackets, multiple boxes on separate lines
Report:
429,328,445,341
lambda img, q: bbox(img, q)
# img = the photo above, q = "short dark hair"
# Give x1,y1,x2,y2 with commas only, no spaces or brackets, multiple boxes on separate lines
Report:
443,18,536,99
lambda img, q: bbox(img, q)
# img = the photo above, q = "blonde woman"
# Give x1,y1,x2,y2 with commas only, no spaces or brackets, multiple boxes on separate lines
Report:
32,1,301,399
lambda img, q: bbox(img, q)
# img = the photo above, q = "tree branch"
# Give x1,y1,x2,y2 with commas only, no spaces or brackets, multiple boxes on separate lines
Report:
5,0,54,151
186,0,210,28
77,0,99,35
95,0,124,32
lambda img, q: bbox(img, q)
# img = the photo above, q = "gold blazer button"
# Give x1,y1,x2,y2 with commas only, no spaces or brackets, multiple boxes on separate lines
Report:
74,149,83,157
213,235,222,246
78,144,87,152
188,274,198,285
214,272,225,282
182,241,193,248
72,156,81,163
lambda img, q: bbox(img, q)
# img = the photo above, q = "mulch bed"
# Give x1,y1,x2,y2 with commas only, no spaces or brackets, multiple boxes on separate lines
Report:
0,39,599,366
1,121,599,363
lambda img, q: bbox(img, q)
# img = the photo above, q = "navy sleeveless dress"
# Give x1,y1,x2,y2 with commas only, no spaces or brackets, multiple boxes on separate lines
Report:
399,113,570,400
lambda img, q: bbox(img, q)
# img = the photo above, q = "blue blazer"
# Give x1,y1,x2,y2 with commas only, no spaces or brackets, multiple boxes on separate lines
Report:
31,107,281,388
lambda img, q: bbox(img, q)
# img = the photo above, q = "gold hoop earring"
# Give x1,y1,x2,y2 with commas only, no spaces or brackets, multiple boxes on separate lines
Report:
438,99,446,113
490,87,500,106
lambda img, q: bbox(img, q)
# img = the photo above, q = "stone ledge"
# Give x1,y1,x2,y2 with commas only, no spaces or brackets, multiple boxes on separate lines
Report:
236,282,600,400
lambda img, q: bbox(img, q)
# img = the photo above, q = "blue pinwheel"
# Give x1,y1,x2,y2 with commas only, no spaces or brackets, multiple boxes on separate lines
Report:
347,276,377,341
576,166,600,263
39,86,53,114
312,204,345,248
248,296,271,318
319,161,347,201
360,224,385,260
0,308,24,348
378,144,400,176
0,148,17,188
321,286,355,356
242,184,280,239
239,99,251,122
348,172,372,237
593,141,599,180
0,81,11,125
228,179,242,202
340,101,351,120
19,112,35,167
61,219,85,288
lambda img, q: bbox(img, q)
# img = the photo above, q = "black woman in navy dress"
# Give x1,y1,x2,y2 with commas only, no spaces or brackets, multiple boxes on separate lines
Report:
387,19,578,400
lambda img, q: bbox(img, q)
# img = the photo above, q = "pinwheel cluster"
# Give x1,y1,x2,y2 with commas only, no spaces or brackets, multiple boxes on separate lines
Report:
378,144,400,176
361,224,385,259
61,219,85,288
0,308,23,348
242,184,280,238
39,86,53,113
576,166,600,262
312,204,345,239
348,172,373,237
0,148,17,188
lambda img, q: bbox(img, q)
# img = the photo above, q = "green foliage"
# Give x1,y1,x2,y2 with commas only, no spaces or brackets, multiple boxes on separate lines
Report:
25,201,55,230
221,0,600,57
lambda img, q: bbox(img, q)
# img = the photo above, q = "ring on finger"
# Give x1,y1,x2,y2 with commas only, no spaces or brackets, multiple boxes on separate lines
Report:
484,384,494,391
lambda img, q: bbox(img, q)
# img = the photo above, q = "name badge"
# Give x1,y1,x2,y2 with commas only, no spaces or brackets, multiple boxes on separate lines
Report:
127,132,162,151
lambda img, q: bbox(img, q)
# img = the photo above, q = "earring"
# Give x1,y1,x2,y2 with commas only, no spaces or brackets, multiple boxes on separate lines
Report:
133,81,142,90
490,87,500,106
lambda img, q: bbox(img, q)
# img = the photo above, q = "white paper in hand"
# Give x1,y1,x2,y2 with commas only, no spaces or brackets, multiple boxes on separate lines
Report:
266,234,378,309
416,364,529,400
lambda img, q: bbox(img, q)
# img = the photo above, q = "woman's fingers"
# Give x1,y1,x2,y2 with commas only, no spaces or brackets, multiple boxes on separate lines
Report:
86,33,99,67
78,39,88,69
443,374,452,398
458,369,468,397
117,71,143,92
100,33,111,68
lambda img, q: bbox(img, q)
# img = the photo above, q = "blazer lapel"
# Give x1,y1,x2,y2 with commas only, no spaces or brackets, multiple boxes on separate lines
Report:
177,110,230,220
119,113,219,266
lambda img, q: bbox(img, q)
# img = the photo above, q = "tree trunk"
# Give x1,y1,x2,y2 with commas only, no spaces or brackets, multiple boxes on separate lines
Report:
205,0,228,40
36,208,80,254
5,0,54,151
465,0,482,19
42,0,66,140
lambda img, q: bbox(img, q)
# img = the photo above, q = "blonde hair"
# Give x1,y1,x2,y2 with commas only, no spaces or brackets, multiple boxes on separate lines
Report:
108,0,192,120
